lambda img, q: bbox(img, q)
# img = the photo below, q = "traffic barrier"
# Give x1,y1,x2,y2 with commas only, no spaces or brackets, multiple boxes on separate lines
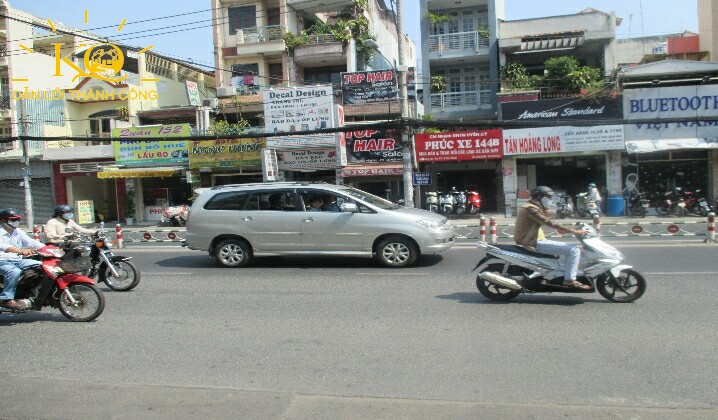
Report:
32,225,40,241
706,213,716,244
479,216,486,242
489,217,497,243
115,224,124,249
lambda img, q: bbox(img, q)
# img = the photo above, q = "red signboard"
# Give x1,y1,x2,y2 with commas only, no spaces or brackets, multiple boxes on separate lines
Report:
414,130,503,162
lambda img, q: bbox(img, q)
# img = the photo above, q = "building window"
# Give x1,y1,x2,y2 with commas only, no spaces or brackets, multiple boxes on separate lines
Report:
268,63,284,87
304,66,345,87
267,8,280,26
90,118,112,144
228,6,256,33
231,63,260,94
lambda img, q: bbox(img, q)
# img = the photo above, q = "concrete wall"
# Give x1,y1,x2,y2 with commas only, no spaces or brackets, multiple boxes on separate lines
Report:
698,0,718,61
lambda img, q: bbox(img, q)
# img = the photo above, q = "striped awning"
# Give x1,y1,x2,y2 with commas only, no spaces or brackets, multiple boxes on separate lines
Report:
96,167,182,179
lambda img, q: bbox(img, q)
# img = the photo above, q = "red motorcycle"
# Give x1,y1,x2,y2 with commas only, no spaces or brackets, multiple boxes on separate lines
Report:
466,190,482,215
681,188,711,217
161,204,189,226
0,244,105,321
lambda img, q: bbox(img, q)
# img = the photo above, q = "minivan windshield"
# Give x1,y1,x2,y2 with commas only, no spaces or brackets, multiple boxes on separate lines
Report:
342,188,401,210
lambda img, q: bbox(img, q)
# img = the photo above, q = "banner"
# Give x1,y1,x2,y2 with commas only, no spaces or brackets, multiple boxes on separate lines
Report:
263,85,336,148
503,125,625,156
277,149,338,170
341,70,398,105
261,148,279,181
111,124,191,165
75,200,94,225
188,138,264,168
414,130,503,162
345,128,402,163
501,97,622,121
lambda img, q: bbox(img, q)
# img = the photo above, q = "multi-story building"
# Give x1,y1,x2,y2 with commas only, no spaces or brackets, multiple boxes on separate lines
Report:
1,3,216,224
698,0,718,61
211,0,418,199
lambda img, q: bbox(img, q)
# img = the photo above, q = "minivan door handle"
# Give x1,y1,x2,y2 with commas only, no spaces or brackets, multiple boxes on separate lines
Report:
242,216,254,221
302,217,315,222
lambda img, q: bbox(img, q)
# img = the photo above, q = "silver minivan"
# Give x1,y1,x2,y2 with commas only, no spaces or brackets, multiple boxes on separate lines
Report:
184,182,456,268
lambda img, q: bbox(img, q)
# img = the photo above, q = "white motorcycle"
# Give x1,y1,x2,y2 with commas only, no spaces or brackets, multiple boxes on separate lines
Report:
425,191,439,213
439,192,456,215
473,223,646,302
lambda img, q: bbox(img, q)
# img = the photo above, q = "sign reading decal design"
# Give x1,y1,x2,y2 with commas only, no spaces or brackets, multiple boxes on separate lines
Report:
111,124,191,165
263,85,336,148
188,138,264,168
414,130,503,162
503,125,624,156
278,149,338,170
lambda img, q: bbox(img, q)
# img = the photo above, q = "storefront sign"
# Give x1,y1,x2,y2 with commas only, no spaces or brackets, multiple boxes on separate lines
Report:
96,168,179,179
414,130,503,162
188,138,264,168
413,172,431,185
261,149,279,181
346,129,402,163
185,80,201,106
263,85,336,148
341,70,398,105
503,125,625,156
75,200,94,225
340,166,404,177
111,124,191,165
501,97,621,121
623,86,718,151
278,149,337,170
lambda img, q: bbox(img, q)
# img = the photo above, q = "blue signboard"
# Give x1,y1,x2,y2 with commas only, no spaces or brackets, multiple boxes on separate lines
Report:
413,172,432,186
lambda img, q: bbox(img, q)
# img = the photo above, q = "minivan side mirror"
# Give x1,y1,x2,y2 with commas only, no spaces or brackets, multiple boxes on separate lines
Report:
340,202,358,213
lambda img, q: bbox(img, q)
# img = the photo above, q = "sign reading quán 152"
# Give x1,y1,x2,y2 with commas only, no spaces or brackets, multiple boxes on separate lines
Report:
111,124,191,165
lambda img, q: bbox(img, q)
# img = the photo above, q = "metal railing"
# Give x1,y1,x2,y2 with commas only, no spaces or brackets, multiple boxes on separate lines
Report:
0,43,7,57
428,31,489,54
430,90,491,110
304,34,337,44
236,25,285,44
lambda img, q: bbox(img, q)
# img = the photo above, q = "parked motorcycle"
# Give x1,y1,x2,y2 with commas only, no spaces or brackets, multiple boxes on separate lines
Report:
575,192,600,218
625,190,650,218
425,191,438,213
681,188,711,217
0,244,105,321
465,190,482,215
61,231,140,291
454,190,467,215
439,191,456,215
162,204,189,226
474,222,646,303
655,187,688,217
555,194,575,219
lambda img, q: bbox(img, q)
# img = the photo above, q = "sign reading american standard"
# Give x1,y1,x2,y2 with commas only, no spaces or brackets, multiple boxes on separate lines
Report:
341,70,398,105
500,97,622,121
503,125,625,156
623,85,718,152
414,130,503,162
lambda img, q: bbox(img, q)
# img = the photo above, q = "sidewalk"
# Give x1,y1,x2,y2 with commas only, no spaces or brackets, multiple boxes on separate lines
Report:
443,212,710,226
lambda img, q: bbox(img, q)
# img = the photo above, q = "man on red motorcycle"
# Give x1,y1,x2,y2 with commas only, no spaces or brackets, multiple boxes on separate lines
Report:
514,187,589,289
0,208,44,311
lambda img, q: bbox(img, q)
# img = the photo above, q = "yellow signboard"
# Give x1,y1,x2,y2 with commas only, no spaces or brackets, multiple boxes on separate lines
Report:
111,124,191,165
97,168,179,179
75,200,95,225
188,138,265,168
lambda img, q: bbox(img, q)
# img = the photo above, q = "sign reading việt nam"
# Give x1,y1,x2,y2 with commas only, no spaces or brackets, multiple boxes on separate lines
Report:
112,124,191,165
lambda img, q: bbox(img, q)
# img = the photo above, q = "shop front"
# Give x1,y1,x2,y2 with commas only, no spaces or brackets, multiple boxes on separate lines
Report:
623,85,718,203
414,130,504,211
502,125,625,215
188,138,264,187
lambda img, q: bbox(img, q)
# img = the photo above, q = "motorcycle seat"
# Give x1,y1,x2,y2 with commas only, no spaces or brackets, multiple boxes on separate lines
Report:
491,244,559,259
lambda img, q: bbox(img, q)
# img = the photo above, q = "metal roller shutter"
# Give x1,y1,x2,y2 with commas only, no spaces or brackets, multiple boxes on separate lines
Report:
0,177,54,222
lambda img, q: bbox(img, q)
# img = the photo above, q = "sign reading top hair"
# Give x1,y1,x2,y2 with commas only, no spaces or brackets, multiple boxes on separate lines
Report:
501,97,622,121
341,70,398,105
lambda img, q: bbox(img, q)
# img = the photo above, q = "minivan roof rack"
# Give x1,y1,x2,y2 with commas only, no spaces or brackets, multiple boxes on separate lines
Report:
209,181,330,190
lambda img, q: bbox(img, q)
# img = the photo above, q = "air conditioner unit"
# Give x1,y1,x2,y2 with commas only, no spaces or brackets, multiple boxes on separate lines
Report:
216,86,236,97
202,98,219,108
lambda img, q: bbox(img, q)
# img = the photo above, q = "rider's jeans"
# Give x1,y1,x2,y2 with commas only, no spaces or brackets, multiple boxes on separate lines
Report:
535,240,580,280
0,259,41,301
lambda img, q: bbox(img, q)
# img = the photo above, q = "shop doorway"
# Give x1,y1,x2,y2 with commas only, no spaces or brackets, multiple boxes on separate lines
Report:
518,155,606,197
635,150,708,197
436,170,498,210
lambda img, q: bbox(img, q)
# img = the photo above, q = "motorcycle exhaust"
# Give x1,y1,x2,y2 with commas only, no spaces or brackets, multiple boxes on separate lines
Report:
478,271,523,290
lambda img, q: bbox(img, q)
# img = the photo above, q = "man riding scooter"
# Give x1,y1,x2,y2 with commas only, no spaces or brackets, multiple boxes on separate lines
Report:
514,186,589,289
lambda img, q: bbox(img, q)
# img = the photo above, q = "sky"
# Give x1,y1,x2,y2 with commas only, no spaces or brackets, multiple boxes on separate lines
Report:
5,0,700,73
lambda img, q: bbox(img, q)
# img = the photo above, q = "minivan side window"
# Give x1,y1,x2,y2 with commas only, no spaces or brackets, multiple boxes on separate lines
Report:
299,190,373,213
246,190,298,211
203,191,249,210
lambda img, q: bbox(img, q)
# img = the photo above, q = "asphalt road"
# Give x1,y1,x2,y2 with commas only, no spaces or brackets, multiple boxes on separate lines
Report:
1,239,717,419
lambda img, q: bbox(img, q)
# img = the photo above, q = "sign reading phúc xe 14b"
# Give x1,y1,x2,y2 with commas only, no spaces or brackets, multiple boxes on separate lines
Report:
111,124,191,165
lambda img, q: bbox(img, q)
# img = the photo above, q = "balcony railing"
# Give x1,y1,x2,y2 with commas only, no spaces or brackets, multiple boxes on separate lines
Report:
430,90,492,110
304,34,337,44
428,31,489,54
236,25,284,44
0,43,7,57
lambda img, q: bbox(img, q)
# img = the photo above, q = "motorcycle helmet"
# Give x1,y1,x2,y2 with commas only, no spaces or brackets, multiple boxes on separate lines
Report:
530,186,554,200
588,182,596,188
54,204,73,216
0,208,23,220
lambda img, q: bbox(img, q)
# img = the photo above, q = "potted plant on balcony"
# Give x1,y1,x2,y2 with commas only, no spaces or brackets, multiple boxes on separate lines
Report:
430,75,446,94
123,190,136,226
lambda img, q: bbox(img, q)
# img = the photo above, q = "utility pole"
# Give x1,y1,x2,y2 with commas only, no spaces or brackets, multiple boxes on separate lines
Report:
395,0,414,207
19,99,33,228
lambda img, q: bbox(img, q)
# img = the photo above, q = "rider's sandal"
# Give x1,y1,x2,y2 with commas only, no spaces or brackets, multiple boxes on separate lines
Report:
562,280,590,290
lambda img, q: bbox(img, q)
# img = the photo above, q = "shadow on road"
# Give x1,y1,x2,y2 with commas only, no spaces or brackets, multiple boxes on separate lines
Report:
154,254,444,269
0,311,71,325
436,292,610,306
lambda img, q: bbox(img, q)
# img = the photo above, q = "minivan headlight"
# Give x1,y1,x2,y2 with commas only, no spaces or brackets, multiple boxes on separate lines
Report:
415,218,452,230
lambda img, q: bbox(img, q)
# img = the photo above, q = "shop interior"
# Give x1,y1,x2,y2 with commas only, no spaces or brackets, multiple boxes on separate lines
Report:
517,155,606,198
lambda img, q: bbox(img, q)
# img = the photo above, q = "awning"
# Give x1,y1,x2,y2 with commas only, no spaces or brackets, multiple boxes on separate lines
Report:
340,163,404,177
96,166,183,179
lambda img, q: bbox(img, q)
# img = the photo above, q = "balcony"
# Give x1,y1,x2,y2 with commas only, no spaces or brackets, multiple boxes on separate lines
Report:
430,90,492,112
235,25,285,56
286,0,353,13
0,93,10,119
0,43,7,67
428,31,489,62
293,34,345,67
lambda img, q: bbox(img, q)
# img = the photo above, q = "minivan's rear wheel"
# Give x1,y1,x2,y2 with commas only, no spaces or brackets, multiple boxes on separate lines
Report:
375,236,417,268
214,239,252,268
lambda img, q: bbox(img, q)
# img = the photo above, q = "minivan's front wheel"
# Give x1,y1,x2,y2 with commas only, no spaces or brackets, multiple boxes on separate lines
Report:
375,236,418,268
214,239,252,268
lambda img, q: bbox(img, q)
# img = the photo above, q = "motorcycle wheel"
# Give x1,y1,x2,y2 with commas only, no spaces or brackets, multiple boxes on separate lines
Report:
375,236,418,268
469,206,478,215
100,260,141,291
58,282,105,322
476,263,523,301
456,207,465,215
215,239,253,268
628,205,646,217
596,269,646,303
655,203,672,216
